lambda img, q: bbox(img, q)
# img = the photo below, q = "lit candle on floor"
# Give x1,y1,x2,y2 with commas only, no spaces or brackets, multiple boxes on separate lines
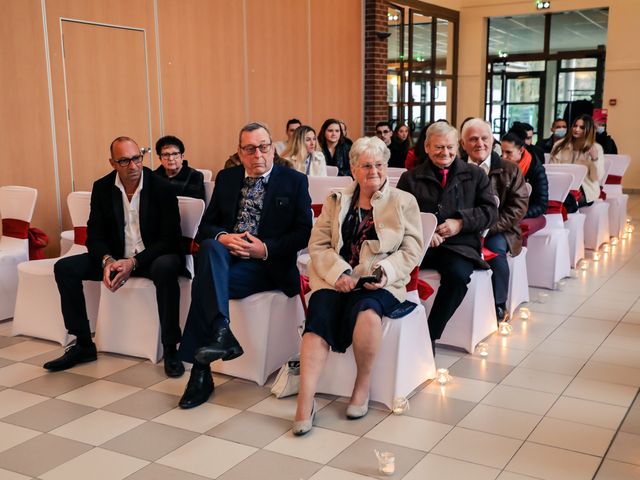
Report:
499,321,512,336
477,342,489,357
375,450,395,476
437,368,450,385
392,396,409,415
519,308,530,320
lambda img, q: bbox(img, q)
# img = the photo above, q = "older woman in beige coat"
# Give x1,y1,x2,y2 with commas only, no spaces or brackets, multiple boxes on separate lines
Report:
293,136,423,436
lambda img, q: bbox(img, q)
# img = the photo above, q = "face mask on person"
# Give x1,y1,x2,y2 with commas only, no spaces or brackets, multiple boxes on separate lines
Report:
554,128,567,138
596,126,606,134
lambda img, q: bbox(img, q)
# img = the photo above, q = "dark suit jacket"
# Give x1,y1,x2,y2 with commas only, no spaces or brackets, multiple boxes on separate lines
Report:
197,164,312,297
85,167,183,270
153,160,205,201
397,157,497,268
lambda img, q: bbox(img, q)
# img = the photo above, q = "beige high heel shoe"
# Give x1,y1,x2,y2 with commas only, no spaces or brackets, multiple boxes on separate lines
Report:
292,400,316,436
346,395,369,420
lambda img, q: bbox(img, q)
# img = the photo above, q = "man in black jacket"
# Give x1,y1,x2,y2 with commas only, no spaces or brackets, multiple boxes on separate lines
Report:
397,122,497,351
45,137,185,378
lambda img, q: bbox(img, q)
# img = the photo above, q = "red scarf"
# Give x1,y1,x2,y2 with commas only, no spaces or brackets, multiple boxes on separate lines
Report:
518,148,532,177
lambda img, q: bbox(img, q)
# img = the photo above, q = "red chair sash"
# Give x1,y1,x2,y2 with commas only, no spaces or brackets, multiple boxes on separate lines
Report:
28,227,49,260
73,226,88,246
480,237,498,261
2,218,29,239
546,200,568,222
299,274,311,316
181,237,199,255
606,174,622,185
569,189,581,203
599,186,607,200
406,266,434,300
311,204,323,217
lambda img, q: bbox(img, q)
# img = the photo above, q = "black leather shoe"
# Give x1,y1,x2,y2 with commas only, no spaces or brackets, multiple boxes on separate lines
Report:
164,350,185,378
179,363,214,409
194,326,244,364
43,343,97,371
496,305,507,324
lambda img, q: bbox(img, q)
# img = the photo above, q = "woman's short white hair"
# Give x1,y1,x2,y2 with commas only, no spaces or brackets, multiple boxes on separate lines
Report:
425,121,458,144
349,136,390,167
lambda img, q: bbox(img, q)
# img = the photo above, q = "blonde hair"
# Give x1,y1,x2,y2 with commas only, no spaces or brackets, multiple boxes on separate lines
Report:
281,125,318,172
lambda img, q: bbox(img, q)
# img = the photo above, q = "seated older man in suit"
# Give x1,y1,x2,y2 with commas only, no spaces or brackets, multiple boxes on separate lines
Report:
178,122,312,409
461,119,528,322
45,136,185,377
397,122,497,352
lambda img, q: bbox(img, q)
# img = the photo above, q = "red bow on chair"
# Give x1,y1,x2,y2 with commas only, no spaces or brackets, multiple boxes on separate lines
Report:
28,228,49,260
181,237,200,255
406,267,434,300
73,226,88,246
546,200,568,222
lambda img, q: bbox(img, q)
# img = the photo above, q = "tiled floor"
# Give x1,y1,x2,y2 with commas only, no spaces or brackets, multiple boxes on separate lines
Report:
1,197,640,479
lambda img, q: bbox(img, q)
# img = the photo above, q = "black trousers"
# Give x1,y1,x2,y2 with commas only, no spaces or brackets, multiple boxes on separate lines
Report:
485,232,509,306
422,247,475,341
54,253,183,347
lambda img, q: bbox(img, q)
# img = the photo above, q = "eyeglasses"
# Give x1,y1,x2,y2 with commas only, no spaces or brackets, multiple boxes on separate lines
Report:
358,162,387,171
113,155,143,167
432,145,456,152
376,129,391,135
160,151,182,160
239,143,272,155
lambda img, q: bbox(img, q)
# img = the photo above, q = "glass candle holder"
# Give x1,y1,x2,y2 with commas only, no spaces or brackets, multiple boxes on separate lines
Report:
392,396,409,415
498,321,512,336
593,252,600,262
580,260,589,270
476,342,489,357
611,237,619,246
375,450,395,476
519,307,531,320
537,292,549,303
436,368,451,385
602,244,610,253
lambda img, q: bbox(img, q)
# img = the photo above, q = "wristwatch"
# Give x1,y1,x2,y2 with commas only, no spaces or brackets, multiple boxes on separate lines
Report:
102,255,114,269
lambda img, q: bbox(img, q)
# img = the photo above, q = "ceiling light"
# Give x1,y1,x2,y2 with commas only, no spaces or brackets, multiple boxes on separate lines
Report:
536,1,551,9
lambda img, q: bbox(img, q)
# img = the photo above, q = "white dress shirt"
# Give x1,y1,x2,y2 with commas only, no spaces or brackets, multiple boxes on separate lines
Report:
470,154,492,175
114,170,145,258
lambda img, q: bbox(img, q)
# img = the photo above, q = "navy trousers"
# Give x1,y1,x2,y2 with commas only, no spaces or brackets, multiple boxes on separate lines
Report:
178,238,275,363
485,233,509,306
421,247,475,341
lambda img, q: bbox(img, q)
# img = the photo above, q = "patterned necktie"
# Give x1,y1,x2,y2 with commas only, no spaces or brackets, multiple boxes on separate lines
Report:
234,176,265,235
440,168,449,188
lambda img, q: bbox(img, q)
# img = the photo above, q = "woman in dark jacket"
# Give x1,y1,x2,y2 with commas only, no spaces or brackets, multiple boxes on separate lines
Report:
318,118,351,176
153,135,205,201
501,132,548,239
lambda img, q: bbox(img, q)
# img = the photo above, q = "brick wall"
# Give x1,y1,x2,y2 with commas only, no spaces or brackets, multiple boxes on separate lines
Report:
364,0,389,136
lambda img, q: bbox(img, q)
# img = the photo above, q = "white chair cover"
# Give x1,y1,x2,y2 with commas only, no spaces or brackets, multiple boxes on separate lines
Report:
526,172,572,289
386,167,407,177
13,192,99,345
204,181,215,208
507,248,529,317
603,154,630,238
307,176,352,205
0,186,38,320
325,165,339,176
196,168,213,182
544,164,587,266
212,291,305,385
95,197,205,362
421,269,497,353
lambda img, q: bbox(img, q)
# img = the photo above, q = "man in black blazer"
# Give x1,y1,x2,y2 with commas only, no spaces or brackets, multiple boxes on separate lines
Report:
178,122,312,409
45,136,186,377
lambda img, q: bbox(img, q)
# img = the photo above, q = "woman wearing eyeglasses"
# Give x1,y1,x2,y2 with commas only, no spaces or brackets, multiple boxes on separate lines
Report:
293,136,423,436
153,135,205,201
280,125,327,176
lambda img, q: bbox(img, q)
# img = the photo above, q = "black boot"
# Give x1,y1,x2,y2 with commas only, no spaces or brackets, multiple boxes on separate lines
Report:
195,326,244,364
178,362,214,409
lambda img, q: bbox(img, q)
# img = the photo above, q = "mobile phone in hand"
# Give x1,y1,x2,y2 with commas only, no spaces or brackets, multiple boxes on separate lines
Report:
354,266,383,289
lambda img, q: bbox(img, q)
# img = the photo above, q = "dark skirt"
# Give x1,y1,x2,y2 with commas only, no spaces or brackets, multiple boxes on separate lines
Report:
303,288,408,353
